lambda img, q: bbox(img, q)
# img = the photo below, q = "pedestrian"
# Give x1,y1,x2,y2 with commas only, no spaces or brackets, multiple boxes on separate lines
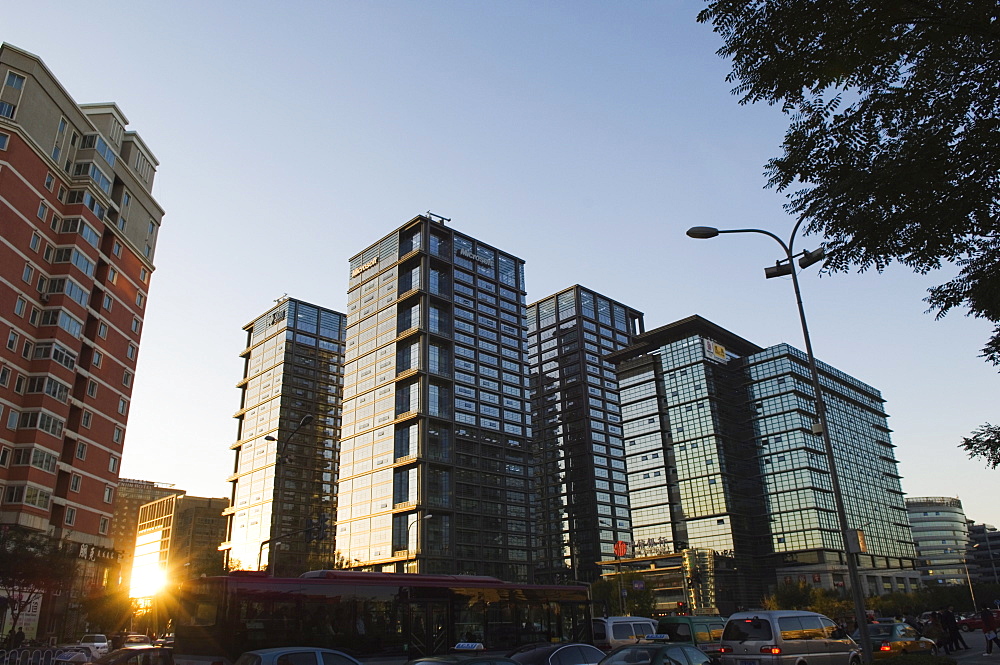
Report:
981,606,1000,656
941,606,968,651
11,627,25,649
924,613,949,655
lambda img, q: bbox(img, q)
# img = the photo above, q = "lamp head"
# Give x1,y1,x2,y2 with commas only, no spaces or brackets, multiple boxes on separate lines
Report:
264,435,277,442
298,415,314,426
423,514,433,520
686,226,720,239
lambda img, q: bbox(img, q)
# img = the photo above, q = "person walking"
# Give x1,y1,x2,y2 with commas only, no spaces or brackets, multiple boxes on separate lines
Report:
11,627,25,649
981,607,1000,656
941,606,968,651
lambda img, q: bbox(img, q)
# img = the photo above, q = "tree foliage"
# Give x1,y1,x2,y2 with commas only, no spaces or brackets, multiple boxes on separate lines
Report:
697,0,1000,365
0,527,77,629
959,422,1000,468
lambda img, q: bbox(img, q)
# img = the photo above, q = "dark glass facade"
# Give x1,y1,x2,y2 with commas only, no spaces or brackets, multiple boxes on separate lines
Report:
610,315,918,608
526,285,643,583
222,298,345,576
336,215,531,580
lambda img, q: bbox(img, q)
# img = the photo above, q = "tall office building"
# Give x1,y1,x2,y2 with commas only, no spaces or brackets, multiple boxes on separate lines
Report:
609,316,918,610
526,285,644,583
336,214,531,581
131,494,228,600
109,478,183,594
906,496,970,585
0,43,163,636
221,298,345,576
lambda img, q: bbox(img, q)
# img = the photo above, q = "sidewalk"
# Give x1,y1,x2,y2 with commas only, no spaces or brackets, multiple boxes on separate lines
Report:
948,633,1000,664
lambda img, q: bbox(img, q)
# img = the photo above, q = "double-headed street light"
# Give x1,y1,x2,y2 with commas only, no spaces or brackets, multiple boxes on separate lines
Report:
687,222,873,665
259,414,314,576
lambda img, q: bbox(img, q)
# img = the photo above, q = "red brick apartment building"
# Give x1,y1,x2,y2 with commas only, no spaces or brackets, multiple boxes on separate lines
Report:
0,43,163,638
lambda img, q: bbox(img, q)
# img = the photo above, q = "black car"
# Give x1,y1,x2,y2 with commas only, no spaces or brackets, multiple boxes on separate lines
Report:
508,643,606,665
93,645,173,665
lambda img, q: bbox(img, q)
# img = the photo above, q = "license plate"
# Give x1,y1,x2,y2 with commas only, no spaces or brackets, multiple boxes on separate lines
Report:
739,660,759,665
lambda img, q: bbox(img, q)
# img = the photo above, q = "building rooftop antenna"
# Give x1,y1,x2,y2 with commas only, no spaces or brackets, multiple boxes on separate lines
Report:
426,211,451,224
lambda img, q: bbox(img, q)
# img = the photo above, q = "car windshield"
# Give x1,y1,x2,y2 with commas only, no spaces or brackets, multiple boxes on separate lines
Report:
853,626,894,639
602,646,662,665
657,624,692,642
722,619,773,642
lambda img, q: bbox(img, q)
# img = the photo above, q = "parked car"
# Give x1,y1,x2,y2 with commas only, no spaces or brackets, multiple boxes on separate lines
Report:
719,611,860,665
593,617,658,651
508,643,605,665
958,610,1000,632
653,616,728,658
234,648,361,665
851,623,936,659
80,634,111,656
123,635,152,645
93,645,173,665
407,644,519,665
599,643,713,665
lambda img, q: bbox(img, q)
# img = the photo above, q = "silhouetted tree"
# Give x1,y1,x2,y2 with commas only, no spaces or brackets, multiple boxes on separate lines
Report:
0,527,77,630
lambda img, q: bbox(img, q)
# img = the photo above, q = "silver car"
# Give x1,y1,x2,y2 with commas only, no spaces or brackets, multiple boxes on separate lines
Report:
233,648,361,665
719,611,859,665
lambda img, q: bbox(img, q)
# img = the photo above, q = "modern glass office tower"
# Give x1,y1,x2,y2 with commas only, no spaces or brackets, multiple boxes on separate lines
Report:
610,316,768,609
221,298,345,576
526,285,644,583
610,315,918,607
968,522,1000,585
336,214,531,581
906,496,970,586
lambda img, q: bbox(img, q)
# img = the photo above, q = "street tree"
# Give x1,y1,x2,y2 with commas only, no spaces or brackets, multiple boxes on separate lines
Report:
697,0,1000,364
0,527,77,630
959,422,1000,468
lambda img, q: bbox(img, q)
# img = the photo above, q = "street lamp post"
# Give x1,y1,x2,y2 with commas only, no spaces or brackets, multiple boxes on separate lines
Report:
406,514,433,573
945,547,977,610
687,222,874,664
261,413,314,576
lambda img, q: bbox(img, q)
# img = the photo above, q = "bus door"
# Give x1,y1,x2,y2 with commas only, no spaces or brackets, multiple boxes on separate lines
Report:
407,601,450,657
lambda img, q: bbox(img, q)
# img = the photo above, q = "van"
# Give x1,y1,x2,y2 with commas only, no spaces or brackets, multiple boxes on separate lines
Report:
79,634,110,656
655,615,728,657
719,611,859,665
593,616,658,651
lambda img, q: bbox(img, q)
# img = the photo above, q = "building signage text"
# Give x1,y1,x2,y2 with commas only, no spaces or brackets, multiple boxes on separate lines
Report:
456,247,494,268
351,257,379,277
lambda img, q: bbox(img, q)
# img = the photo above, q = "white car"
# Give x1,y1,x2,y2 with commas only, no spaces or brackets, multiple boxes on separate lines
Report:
234,648,361,665
80,635,111,656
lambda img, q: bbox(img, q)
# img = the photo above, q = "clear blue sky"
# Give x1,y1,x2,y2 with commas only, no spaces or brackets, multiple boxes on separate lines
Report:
6,1,997,526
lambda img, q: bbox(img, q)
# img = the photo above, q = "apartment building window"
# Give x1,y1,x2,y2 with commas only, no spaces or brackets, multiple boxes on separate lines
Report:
70,474,82,492
0,446,9,467
98,322,108,339
14,376,25,394
22,264,33,283
112,241,122,257
37,202,48,222
6,331,17,351
0,367,9,387
92,350,103,367
82,410,93,428
76,442,87,459
87,380,98,398
131,318,141,334
0,102,15,119
103,294,113,311
122,371,132,387
99,517,109,534
136,293,145,308
103,486,114,503
0,133,8,150
45,173,54,190
5,72,25,90
6,410,18,429
118,398,128,415
109,456,119,473
139,268,148,283
21,340,32,359
30,233,41,251
107,267,118,284
127,344,137,361
65,507,76,526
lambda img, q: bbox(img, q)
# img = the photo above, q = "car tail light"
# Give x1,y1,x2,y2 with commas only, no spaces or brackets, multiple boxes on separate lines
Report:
761,647,781,654
719,647,733,653
879,642,892,652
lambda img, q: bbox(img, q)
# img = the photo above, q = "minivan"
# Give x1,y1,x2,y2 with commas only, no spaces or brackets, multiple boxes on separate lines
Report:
719,611,859,665
655,615,728,657
593,616,658,651
79,634,110,656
